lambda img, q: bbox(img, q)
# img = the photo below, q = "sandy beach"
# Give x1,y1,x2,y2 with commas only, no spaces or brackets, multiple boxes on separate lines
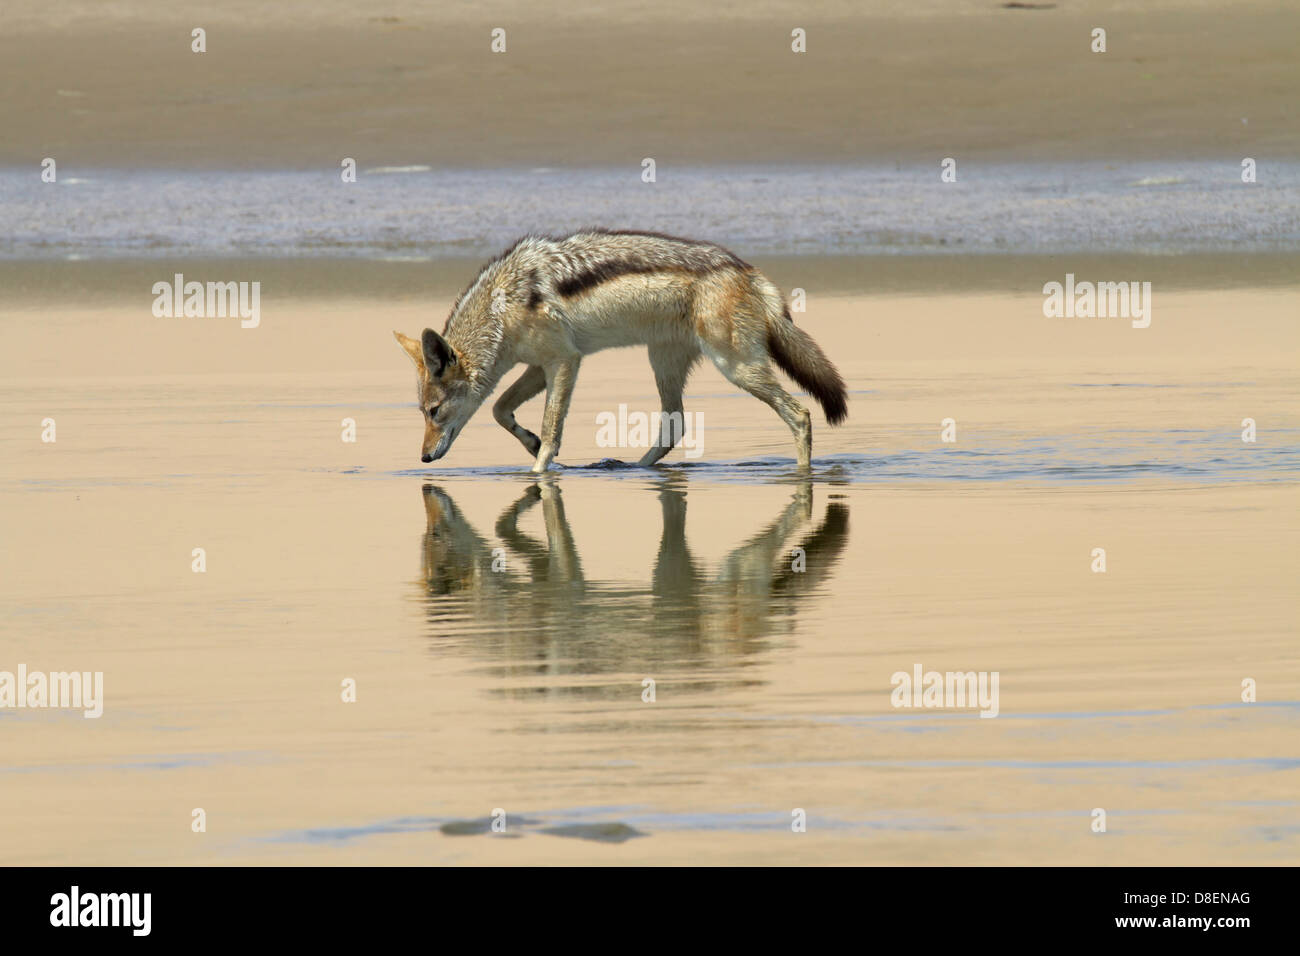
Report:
2,1,1297,169
1,0,1297,868
2,265,1297,864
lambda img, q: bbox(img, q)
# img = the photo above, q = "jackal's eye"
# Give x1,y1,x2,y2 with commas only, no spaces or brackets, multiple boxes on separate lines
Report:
426,404,440,419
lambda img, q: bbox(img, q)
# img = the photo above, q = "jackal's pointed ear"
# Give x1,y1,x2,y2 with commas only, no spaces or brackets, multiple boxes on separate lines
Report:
421,328,458,377
393,331,425,370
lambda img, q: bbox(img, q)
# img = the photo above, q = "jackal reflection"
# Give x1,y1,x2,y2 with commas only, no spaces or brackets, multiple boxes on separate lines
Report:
417,481,849,697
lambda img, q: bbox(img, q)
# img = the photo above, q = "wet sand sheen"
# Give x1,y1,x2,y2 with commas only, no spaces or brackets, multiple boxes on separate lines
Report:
0,474,1295,864
1,268,1296,864
3,0,1297,868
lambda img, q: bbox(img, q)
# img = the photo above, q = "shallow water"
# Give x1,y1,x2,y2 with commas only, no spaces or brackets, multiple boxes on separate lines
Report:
3,460,1296,864
5,161,1299,260
412,428,1300,485
1,273,1297,864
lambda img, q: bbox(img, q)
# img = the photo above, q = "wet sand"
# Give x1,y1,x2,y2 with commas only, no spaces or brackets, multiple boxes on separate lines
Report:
3,0,1297,169
1,0,1296,866
2,259,1296,864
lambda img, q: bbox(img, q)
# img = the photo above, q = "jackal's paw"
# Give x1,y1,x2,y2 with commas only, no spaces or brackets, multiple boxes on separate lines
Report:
522,431,542,457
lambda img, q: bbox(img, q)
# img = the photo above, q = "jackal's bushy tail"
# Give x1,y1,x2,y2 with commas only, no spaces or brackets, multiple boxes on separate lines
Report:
766,304,849,425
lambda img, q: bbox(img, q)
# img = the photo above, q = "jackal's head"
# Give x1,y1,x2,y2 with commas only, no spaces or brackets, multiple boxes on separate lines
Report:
393,328,479,463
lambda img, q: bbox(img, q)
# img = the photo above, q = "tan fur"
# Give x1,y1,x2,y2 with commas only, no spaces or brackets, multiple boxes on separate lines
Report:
394,230,848,472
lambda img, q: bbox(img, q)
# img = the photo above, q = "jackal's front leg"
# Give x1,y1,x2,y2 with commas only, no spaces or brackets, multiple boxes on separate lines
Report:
531,358,581,473
493,365,546,459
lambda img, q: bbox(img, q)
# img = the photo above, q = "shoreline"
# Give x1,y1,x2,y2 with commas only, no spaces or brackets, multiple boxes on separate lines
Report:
8,161,1296,262
4,253,1299,304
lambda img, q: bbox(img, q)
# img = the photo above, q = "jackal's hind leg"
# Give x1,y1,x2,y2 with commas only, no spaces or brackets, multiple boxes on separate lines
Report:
712,356,812,470
494,365,546,458
639,347,698,467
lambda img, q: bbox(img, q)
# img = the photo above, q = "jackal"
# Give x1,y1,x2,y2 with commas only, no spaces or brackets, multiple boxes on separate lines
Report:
394,229,847,472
